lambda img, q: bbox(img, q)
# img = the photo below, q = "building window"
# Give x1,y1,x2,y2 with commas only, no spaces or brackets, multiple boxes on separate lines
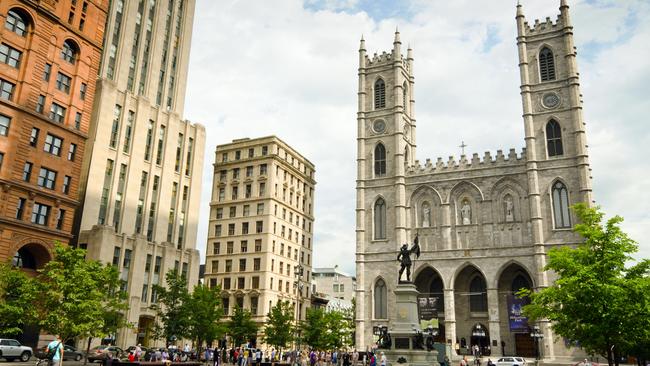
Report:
31,202,51,226
262,145,268,155
43,63,51,81
539,47,556,82
255,239,262,252
15,198,26,220
49,103,66,123
402,82,408,112
74,112,82,130
22,162,32,182
374,279,387,319
215,225,222,236
225,260,232,272
228,223,235,236
38,167,57,189
242,223,249,235
110,105,122,148
80,82,87,100
243,205,250,216
213,242,220,254
552,181,571,229
257,203,264,215
374,198,386,240
36,95,45,113
56,72,72,94
56,209,65,230
62,175,71,194
5,10,28,36
546,120,563,157
211,260,218,273
239,259,246,272
256,221,263,233
0,78,16,101
0,43,22,68
0,114,10,136
374,78,386,109
253,258,261,271
156,125,166,165
226,241,233,254
44,134,63,156
374,143,386,177
68,143,77,161
30,128,39,146
241,240,248,252
61,40,77,64
469,276,488,312
123,111,134,153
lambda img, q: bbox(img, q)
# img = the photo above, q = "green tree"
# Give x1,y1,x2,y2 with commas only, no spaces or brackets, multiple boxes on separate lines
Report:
227,306,258,347
0,264,37,337
323,310,354,349
187,283,224,354
151,270,191,345
302,308,327,350
34,243,130,343
521,204,650,366
263,301,294,353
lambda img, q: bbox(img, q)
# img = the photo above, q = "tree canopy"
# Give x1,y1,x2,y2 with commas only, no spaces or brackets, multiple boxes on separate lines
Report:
521,204,650,366
150,270,191,344
186,283,224,352
263,300,295,352
227,306,258,348
0,264,37,337
302,308,353,350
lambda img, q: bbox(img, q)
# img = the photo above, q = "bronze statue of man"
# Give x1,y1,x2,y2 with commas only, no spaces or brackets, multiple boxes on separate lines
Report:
397,234,421,282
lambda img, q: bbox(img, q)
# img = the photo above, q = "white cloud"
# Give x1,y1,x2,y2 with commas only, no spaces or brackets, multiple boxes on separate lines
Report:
184,0,650,275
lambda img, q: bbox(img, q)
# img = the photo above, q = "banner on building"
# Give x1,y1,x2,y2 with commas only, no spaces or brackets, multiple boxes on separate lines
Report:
507,295,529,331
417,295,438,320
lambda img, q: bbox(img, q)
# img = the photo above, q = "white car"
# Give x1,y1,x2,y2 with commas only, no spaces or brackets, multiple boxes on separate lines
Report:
496,357,527,366
0,339,33,362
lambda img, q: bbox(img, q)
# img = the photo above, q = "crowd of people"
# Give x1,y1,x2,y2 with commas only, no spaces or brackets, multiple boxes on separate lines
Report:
198,348,391,366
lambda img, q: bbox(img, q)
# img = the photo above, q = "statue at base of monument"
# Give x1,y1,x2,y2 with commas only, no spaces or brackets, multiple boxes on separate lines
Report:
397,233,421,283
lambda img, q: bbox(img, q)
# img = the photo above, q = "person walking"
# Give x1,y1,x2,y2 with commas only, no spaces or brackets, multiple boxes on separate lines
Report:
46,336,64,366
379,352,386,366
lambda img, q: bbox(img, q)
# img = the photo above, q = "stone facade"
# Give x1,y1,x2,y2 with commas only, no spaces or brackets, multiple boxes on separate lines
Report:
204,136,316,346
355,2,592,362
74,0,204,348
0,0,107,275
313,266,356,303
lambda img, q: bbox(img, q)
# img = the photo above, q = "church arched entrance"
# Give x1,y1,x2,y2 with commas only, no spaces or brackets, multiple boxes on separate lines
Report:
12,243,51,271
470,323,490,356
497,263,535,357
454,265,488,356
414,267,445,343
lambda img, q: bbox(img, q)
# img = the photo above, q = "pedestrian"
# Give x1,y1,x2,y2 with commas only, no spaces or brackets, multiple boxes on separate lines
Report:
444,356,450,366
380,352,386,366
128,351,136,362
369,354,376,366
460,356,468,366
487,359,494,366
46,335,64,366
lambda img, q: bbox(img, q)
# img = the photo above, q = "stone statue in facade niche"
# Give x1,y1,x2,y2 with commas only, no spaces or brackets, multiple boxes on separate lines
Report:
421,203,431,227
460,200,471,225
505,196,514,222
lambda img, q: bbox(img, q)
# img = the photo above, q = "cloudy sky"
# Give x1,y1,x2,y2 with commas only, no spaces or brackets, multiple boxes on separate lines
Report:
184,0,650,275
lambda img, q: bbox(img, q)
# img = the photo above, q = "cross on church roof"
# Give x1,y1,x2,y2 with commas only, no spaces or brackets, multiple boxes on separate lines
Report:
459,141,468,155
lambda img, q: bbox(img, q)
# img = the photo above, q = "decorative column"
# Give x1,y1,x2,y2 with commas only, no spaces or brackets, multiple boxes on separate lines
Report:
487,288,502,356
444,288,457,357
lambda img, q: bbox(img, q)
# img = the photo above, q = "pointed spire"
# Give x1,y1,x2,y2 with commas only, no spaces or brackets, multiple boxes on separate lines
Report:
407,43,413,60
394,27,401,44
359,34,366,51
516,0,524,17
560,0,569,8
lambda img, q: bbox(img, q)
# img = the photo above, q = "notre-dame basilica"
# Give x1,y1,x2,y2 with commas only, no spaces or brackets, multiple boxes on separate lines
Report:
355,1,591,361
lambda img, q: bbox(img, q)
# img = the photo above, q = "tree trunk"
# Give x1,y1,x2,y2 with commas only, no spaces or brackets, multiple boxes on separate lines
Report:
607,345,614,366
84,338,92,366
614,349,620,366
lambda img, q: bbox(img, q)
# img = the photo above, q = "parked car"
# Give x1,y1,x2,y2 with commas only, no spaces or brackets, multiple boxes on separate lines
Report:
0,339,33,362
125,346,150,359
496,357,527,366
63,345,84,361
87,345,125,363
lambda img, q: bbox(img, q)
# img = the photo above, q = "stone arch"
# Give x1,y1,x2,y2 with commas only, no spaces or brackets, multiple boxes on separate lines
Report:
493,259,536,289
11,242,52,271
548,177,572,229
372,276,388,319
409,185,443,229
5,6,37,33
491,177,527,223
450,261,487,290
449,181,484,225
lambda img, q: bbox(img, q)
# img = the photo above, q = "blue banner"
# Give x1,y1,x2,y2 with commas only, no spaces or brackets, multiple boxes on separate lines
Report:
507,295,529,331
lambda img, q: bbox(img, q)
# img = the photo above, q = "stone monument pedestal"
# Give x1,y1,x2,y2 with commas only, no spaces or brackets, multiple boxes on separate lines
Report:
383,283,439,366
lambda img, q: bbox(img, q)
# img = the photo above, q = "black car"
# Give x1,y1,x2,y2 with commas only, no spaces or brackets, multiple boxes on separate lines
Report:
87,346,125,363
63,345,84,361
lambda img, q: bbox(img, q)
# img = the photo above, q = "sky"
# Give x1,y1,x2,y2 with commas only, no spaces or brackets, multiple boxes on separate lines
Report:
183,0,650,275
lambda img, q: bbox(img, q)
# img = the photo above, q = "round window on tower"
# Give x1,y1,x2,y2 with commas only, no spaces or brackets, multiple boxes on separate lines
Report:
541,92,561,109
373,119,386,134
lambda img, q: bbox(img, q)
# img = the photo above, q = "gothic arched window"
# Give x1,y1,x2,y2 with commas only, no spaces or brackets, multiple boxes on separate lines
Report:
5,9,28,37
402,82,408,112
469,276,487,312
552,181,571,228
511,274,531,294
546,120,563,157
374,143,386,177
61,40,78,64
374,198,386,240
374,278,387,319
374,79,386,109
539,47,556,82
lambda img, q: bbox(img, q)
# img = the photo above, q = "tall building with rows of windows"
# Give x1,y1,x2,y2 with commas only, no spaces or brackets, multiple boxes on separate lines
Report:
74,0,204,348
205,136,315,345
356,2,592,362
0,1,107,279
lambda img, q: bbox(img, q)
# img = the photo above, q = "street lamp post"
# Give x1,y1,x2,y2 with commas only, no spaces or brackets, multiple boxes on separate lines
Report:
530,325,544,361
293,263,305,366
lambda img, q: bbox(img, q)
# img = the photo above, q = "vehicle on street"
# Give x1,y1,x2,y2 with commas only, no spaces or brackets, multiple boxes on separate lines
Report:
63,345,84,361
86,345,125,363
0,339,33,362
496,357,527,366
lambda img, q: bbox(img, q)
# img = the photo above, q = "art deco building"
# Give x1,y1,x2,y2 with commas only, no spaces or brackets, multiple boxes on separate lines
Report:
75,0,204,347
0,1,107,275
205,136,315,343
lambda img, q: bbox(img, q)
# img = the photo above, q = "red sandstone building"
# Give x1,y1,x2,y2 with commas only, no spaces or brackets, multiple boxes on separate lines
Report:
0,0,107,271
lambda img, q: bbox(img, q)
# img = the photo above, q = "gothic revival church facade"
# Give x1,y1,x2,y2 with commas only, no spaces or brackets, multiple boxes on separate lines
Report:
355,1,592,360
